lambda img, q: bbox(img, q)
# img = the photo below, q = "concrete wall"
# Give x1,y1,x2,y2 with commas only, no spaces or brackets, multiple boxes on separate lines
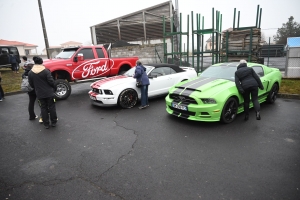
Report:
27,44,165,65
111,43,165,64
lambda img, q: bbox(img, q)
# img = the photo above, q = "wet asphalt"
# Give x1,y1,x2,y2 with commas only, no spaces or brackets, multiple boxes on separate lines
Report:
0,82,300,200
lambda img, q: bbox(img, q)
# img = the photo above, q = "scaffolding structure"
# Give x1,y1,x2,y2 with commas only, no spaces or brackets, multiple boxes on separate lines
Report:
221,5,263,63
162,5,263,72
163,13,189,66
191,8,222,73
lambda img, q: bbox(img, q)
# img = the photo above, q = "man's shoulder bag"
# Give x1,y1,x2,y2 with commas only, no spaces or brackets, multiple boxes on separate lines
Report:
21,76,33,92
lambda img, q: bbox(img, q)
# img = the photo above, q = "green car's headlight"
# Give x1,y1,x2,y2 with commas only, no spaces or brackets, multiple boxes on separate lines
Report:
201,98,217,104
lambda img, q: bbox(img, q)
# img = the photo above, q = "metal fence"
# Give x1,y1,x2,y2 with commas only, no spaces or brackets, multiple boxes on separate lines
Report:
285,37,300,78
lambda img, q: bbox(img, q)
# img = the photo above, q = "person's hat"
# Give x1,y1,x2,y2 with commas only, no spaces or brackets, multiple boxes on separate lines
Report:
239,59,247,64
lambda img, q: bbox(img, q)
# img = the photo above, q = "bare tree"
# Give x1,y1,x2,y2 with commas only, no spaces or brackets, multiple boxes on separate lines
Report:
273,16,300,44
261,32,267,44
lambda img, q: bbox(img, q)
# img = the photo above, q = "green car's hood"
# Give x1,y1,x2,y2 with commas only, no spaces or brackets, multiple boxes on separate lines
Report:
171,77,235,97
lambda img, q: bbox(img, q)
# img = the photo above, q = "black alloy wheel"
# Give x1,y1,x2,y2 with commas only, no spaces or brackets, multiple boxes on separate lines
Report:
221,97,238,124
118,89,138,108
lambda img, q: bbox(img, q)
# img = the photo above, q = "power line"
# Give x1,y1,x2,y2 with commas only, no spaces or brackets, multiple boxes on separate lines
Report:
261,28,278,30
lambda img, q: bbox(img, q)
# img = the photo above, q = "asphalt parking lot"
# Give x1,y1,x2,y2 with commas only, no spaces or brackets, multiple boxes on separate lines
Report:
0,82,300,200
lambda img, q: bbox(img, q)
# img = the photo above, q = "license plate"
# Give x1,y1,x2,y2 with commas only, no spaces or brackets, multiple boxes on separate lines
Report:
172,102,187,111
90,95,96,100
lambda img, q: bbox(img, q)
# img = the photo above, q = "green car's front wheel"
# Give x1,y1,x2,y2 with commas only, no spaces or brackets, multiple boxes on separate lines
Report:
221,97,238,124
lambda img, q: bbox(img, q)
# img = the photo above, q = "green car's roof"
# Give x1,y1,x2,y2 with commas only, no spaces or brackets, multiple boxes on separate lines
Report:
212,62,264,67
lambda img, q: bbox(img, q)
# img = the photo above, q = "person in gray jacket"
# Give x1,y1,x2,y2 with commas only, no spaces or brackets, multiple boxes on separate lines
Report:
28,56,58,129
235,60,264,121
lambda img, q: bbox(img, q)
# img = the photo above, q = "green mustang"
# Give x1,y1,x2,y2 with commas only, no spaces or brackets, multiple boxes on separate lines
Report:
165,62,282,123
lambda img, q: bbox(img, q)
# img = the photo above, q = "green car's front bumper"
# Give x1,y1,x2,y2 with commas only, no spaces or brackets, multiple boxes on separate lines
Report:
165,95,223,122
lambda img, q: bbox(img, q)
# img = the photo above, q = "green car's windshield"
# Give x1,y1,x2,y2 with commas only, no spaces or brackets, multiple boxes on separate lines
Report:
200,65,237,81
123,66,152,77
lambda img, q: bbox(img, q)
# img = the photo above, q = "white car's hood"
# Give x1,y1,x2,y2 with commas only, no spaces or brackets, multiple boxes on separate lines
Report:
91,75,135,89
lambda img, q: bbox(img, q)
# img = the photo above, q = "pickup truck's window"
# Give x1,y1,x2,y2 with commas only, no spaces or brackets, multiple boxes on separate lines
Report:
77,48,95,59
252,66,264,77
96,48,105,58
1,48,9,53
10,47,19,55
56,49,76,59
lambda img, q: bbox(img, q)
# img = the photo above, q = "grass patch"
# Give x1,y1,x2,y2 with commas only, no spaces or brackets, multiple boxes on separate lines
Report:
0,68,23,94
280,78,300,95
1,68,300,95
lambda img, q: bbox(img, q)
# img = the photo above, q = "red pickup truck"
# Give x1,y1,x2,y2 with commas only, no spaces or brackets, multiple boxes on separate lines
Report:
43,45,138,100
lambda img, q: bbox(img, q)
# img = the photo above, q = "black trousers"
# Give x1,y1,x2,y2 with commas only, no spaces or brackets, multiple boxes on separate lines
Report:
38,97,57,126
0,84,4,99
243,86,260,115
28,93,37,119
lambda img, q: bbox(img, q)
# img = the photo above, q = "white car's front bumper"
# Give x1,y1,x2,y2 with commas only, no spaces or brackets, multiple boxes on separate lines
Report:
89,90,118,107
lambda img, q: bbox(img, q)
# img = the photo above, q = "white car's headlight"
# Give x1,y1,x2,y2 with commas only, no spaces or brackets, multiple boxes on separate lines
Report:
92,88,102,94
201,98,216,104
104,90,113,95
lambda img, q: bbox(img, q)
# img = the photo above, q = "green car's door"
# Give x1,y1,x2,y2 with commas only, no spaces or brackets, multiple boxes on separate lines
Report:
252,65,269,99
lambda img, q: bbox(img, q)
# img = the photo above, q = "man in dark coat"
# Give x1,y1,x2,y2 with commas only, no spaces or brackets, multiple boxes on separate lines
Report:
28,56,58,129
235,60,264,121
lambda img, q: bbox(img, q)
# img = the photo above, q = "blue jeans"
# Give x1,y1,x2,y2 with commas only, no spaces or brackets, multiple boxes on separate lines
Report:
140,85,149,106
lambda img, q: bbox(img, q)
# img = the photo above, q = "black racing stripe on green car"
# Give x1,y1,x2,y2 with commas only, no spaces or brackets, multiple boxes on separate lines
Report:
173,77,217,96
179,77,216,89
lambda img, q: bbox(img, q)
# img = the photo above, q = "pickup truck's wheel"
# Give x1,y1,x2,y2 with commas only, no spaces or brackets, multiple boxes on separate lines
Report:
54,79,71,100
220,97,238,124
118,89,138,108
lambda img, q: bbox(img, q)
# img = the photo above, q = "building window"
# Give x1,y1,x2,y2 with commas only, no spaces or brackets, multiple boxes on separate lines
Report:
25,50,30,55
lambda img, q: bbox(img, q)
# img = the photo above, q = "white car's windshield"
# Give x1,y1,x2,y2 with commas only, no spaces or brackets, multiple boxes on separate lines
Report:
124,66,152,77
55,49,77,59
200,65,237,81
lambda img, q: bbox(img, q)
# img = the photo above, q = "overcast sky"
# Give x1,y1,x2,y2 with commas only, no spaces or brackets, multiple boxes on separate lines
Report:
0,0,299,53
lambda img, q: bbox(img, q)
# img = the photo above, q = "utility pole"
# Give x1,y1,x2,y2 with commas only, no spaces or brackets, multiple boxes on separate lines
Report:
37,0,50,58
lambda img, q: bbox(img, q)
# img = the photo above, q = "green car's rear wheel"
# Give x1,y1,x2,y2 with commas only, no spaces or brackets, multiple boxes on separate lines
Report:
267,83,279,104
221,97,238,124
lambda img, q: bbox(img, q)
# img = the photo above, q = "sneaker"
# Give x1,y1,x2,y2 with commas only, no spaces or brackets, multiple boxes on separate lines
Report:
0,99,2,102
138,105,147,109
44,125,50,129
146,104,149,107
39,118,43,123
29,115,38,120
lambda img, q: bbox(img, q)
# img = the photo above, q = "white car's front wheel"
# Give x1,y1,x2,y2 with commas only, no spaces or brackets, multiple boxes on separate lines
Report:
118,89,138,109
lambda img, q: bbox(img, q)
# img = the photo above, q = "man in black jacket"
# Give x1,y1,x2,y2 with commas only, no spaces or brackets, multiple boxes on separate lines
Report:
28,56,58,129
235,60,264,121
